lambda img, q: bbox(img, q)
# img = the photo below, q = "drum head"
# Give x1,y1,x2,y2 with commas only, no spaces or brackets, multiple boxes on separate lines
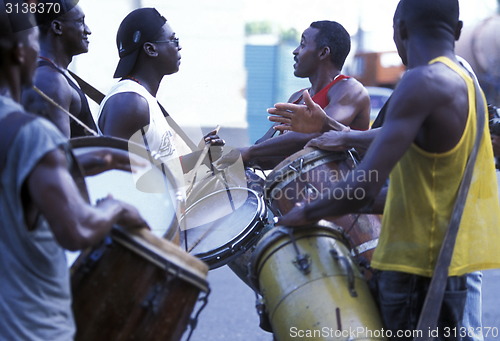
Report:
179,187,264,268
70,137,179,240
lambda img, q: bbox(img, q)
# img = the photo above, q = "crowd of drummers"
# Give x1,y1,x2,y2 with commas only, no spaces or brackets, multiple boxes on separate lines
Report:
1,0,500,340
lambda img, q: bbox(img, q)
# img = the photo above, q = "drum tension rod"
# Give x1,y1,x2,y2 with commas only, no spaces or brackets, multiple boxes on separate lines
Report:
185,288,211,341
278,227,311,275
329,248,357,297
141,270,178,314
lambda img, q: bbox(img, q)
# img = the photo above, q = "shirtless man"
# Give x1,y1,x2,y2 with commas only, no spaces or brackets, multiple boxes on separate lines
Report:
237,20,369,170
22,0,97,138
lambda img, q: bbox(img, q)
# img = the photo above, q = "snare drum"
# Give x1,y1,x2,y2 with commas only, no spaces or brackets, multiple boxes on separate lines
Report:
265,147,381,268
71,226,209,341
250,225,385,341
180,186,267,269
69,136,180,241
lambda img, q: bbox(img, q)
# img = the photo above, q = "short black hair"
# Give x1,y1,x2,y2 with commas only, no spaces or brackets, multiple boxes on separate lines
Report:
310,20,351,70
35,0,79,33
401,0,459,34
1,0,36,63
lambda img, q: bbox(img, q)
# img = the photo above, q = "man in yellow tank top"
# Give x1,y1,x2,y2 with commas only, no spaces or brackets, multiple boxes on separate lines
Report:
268,0,500,338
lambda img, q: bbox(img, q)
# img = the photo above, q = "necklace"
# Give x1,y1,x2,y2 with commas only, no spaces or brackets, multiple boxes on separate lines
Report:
123,76,142,85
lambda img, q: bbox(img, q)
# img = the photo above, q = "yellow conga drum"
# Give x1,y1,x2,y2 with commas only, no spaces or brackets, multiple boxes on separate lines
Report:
251,224,386,341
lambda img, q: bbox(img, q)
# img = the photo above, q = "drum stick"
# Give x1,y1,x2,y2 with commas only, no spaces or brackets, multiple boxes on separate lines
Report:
32,86,99,136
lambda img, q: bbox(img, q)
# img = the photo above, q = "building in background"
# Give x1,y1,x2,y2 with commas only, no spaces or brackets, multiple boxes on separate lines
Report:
244,33,308,143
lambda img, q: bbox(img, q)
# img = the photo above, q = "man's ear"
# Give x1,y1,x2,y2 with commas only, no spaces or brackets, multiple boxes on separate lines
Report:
143,42,158,57
51,20,63,36
455,20,463,41
398,19,408,40
11,40,25,66
319,46,331,61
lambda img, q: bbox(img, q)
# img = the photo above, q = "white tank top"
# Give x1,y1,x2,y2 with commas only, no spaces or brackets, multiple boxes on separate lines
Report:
97,80,180,161
97,80,189,199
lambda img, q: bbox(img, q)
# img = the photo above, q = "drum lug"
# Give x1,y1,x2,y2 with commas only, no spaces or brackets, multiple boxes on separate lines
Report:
293,253,311,275
329,248,358,297
141,275,174,314
277,227,312,275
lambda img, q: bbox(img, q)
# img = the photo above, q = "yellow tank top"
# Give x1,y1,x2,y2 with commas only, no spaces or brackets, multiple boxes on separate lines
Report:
371,56,500,277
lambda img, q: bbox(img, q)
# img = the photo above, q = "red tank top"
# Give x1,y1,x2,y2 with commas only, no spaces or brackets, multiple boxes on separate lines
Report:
294,74,350,108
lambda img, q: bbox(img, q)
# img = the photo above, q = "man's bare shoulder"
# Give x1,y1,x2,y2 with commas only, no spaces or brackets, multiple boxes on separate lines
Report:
34,66,72,97
328,76,369,103
288,88,308,103
399,64,462,107
104,92,149,116
100,92,150,137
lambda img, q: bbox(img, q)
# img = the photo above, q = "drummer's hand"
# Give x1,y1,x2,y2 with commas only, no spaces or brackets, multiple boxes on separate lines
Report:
77,148,146,176
267,90,327,134
97,196,150,230
203,129,225,162
276,202,314,227
306,130,349,151
214,147,246,170
203,129,225,147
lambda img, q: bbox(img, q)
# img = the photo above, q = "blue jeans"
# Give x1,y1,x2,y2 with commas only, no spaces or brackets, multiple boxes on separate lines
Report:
462,271,483,341
372,271,468,341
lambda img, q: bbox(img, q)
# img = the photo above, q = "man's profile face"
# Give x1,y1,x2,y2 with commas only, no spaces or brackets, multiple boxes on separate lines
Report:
153,23,182,76
59,5,91,56
292,26,321,78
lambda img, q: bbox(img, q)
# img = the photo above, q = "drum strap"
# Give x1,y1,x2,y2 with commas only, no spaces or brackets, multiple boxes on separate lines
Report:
0,111,36,175
413,68,486,340
64,70,199,152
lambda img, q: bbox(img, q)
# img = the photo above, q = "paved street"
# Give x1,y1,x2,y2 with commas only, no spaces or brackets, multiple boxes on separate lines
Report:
186,265,500,341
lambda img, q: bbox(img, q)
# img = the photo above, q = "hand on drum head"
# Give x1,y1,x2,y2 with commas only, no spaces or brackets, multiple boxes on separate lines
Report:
267,90,327,134
306,130,350,152
97,196,150,231
276,202,315,227
77,148,147,176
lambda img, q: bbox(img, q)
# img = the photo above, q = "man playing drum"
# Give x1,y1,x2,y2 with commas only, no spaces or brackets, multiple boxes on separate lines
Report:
22,0,97,138
97,8,224,181
220,20,370,170
269,0,500,338
0,5,148,340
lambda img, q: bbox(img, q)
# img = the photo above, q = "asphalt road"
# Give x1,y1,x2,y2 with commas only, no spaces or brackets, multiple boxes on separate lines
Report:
186,264,500,341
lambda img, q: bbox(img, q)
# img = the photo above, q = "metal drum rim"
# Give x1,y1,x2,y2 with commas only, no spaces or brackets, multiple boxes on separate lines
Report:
264,149,349,198
181,187,267,269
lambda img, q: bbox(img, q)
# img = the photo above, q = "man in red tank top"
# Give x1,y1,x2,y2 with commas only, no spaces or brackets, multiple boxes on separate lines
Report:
222,21,370,170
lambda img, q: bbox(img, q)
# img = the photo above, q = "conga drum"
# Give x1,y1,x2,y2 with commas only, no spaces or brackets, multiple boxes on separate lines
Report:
71,226,209,341
69,136,209,340
264,147,381,271
251,225,386,341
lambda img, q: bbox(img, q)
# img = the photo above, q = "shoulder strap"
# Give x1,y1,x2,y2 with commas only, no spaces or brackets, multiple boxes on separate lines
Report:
0,112,37,174
413,66,486,340
156,102,198,152
68,70,105,105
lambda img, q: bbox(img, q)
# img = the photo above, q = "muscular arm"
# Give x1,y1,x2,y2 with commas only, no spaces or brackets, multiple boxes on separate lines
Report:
244,131,319,169
278,69,452,225
323,78,370,131
27,148,148,251
99,92,150,140
22,67,73,138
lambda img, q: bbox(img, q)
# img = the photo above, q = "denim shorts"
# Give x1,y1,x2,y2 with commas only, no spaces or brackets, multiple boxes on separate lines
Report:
371,271,468,341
